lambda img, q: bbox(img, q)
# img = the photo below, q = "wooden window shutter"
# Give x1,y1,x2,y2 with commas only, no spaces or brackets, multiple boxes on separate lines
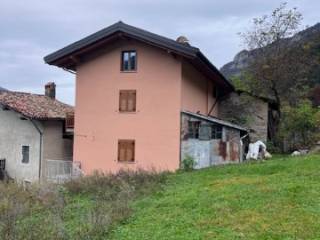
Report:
118,140,135,162
126,141,135,161
119,90,136,112
119,91,128,112
118,141,126,161
127,91,136,112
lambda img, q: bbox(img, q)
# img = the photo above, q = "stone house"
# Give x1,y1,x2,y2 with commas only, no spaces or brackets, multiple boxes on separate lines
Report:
219,90,277,143
0,83,74,182
44,21,247,173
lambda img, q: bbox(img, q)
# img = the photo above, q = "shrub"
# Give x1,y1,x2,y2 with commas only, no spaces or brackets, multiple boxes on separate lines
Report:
182,155,196,171
278,100,320,151
266,140,281,154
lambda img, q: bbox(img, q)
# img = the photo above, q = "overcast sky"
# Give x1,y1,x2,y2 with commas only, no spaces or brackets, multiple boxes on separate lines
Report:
0,0,319,104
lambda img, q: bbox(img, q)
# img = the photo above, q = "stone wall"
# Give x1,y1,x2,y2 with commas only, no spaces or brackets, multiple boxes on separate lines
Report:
218,92,269,142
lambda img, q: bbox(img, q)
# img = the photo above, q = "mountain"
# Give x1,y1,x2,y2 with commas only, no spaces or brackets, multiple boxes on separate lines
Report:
0,86,8,92
221,23,320,80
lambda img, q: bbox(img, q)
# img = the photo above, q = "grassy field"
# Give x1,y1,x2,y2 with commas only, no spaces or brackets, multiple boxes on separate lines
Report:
110,155,320,240
1,155,320,239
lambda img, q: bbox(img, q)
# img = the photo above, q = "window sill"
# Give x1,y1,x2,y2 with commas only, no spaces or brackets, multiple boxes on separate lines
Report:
117,161,136,164
117,111,139,114
120,70,137,73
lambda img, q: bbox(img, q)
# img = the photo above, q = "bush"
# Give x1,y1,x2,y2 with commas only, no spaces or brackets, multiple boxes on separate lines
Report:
278,100,320,151
182,155,196,171
266,140,282,154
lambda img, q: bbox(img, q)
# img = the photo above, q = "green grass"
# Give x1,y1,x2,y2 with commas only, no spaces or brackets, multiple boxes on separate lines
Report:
2,155,320,239
110,155,320,240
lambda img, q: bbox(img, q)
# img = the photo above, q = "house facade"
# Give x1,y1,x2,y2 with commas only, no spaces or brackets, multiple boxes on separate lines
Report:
45,22,246,173
0,83,74,182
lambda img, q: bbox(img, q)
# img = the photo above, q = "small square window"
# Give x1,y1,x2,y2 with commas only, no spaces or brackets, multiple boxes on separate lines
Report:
211,125,223,139
22,146,30,164
119,90,136,112
121,51,137,71
188,121,200,139
118,140,135,162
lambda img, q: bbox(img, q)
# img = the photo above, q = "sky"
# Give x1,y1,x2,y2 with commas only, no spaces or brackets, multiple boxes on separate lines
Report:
0,0,319,104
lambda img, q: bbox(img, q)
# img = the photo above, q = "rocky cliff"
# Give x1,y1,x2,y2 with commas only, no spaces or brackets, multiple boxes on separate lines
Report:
221,23,320,80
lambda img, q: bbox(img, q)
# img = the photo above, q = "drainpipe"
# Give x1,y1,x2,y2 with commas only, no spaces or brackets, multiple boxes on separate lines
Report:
30,119,43,181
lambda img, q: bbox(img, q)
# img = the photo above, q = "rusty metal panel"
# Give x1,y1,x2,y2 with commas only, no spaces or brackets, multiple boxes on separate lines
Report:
219,141,227,160
180,112,242,168
230,142,239,161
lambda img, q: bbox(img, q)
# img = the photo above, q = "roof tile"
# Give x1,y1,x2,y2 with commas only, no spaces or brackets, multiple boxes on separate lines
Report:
0,91,73,120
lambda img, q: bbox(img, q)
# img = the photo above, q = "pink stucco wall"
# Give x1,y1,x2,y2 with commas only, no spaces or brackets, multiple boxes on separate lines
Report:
181,60,218,116
74,40,182,173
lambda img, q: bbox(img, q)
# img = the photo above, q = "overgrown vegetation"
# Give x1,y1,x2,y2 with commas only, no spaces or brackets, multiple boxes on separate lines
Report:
0,170,167,240
110,155,320,239
181,154,196,171
1,155,320,239
235,2,320,151
279,100,320,151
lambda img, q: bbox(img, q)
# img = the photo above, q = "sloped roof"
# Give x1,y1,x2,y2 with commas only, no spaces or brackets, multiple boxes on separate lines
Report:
44,21,234,92
44,21,199,64
182,110,248,132
0,91,73,120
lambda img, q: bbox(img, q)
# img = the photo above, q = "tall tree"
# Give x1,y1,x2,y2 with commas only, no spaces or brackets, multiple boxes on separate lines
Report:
238,2,316,141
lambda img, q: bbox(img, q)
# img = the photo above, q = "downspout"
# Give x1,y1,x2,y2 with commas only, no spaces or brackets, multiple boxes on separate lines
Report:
30,119,43,180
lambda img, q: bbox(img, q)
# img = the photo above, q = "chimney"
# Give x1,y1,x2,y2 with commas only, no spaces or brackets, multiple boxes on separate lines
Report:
176,36,190,46
45,82,56,99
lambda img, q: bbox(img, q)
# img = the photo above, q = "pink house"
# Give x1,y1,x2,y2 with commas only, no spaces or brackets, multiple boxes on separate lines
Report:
45,22,246,174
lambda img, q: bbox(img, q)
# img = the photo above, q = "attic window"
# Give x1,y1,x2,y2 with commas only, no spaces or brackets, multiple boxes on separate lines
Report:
121,51,137,71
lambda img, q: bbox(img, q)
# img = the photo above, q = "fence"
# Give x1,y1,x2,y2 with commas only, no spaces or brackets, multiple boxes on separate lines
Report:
45,159,83,183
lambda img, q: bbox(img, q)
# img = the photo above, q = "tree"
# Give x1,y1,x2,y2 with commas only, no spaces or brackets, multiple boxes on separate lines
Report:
238,2,316,142
279,100,320,151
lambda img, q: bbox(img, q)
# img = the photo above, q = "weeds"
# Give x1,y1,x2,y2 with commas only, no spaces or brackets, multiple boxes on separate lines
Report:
181,154,196,171
0,169,167,239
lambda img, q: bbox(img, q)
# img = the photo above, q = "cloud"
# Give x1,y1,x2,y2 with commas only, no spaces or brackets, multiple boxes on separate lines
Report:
0,0,319,104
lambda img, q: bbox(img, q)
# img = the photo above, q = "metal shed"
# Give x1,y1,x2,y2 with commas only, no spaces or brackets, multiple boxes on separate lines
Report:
181,111,248,169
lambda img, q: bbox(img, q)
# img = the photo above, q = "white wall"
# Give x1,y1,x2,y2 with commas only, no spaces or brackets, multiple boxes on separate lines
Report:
0,107,43,182
41,120,73,180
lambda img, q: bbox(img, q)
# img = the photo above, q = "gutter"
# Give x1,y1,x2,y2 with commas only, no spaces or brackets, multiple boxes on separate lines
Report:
196,51,235,91
30,119,43,180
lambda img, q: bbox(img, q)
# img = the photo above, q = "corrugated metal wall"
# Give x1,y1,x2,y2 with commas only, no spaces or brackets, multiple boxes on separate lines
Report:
181,113,242,169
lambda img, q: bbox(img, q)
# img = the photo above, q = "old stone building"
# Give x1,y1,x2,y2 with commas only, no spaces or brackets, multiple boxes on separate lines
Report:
219,91,276,143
